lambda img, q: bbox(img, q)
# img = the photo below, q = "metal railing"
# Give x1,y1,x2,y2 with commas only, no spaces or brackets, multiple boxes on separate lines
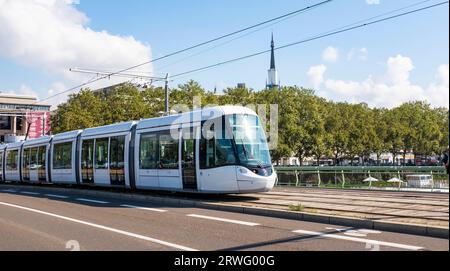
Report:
274,166,449,191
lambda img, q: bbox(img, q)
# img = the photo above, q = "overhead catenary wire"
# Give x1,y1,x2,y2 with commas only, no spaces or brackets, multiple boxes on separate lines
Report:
169,1,449,81
154,3,330,73
37,0,333,103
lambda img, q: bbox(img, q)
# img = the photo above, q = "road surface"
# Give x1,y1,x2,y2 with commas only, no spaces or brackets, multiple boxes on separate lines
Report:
0,186,448,251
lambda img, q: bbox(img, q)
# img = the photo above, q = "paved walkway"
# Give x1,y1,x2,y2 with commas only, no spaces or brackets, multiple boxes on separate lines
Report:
224,188,449,228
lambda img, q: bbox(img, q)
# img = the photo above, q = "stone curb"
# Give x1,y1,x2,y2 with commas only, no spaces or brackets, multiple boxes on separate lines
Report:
1,184,448,239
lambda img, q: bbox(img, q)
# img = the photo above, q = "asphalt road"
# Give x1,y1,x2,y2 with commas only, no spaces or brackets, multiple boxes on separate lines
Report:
0,186,448,251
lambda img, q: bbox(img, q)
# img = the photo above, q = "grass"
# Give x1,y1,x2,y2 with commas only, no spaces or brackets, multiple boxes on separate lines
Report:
289,204,305,212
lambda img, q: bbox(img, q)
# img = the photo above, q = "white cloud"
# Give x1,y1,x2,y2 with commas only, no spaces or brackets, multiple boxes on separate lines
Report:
347,47,369,61
307,65,327,89
0,0,153,106
387,55,414,85
18,85,39,97
426,64,450,107
3,84,39,97
366,0,380,5
322,46,339,63
317,55,449,108
46,81,71,107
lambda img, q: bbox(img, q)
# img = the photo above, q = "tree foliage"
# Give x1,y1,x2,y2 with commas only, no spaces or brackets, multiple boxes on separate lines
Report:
51,81,450,164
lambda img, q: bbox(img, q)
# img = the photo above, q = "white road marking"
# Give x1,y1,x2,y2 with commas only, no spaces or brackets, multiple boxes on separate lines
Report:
20,191,40,196
326,227,382,235
76,198,109,204
325,227,381,237
293,229,424,251
187,214,260,226
120,204,167,213
342,231,369,237
358,229,382,234
0,201,197,251
45,194,69,199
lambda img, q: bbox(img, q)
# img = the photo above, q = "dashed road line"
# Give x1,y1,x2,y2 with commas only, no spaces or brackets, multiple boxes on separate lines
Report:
292,229,424,251
187,214,260,226
76,198,109,204
120,204,167,213
0,201,198,251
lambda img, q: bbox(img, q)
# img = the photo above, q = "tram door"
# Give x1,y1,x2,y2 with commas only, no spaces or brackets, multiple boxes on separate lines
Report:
182,129,197,190
37,146,47,182
94,138,110,185
81,139,94,184
23,148,31,181
109,136,125,186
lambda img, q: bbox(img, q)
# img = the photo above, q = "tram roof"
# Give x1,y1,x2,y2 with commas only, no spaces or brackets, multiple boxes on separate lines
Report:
136,106,257,130
4,141,24,149
23,136,52,147
81,121,137,137
52,130,83,142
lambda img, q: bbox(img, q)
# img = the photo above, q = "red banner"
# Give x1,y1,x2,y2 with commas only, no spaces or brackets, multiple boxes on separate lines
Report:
26,112,51,139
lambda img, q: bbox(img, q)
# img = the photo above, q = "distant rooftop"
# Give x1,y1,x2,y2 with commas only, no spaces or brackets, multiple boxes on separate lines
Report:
0,93,51,108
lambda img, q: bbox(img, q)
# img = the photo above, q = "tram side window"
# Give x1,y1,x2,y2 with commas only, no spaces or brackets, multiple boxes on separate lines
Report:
140,134,158,169
53,142,73,170
159,131,179,169
37,146,46,170
110,136,125,169
82,140,94,168
23,148,31,169
200,123,236,169
95,138,109,169
30,147,38,169
6,150,18,170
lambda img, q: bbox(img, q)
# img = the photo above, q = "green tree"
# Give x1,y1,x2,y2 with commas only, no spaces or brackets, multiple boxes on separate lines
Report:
411,102,442,160
170,80,206,110
371,108,389,165
385,108,406,165
219,86,255,106
141,86,166,118
100,83,147,124
346,103,376,165
270,143,291,165
437,108,449,152
51,89,103,133
325,102,350,165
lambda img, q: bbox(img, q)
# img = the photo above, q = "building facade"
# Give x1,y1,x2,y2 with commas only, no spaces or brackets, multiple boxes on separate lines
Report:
0,93,51,144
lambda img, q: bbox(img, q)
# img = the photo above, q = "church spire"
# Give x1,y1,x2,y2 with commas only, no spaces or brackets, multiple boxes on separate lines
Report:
270,33,276,70
266,33,279,89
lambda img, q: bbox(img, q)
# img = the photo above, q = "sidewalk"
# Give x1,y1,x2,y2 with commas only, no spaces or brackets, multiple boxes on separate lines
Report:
227,187,449,229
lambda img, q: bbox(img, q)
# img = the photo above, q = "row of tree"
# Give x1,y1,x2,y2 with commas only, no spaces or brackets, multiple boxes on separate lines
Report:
51,81,449,165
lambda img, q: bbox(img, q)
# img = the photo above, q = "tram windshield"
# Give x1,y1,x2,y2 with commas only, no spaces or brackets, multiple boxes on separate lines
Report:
228,114,271,168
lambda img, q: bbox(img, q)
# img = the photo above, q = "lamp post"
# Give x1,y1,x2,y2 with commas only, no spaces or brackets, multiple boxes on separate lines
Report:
164,73,170,115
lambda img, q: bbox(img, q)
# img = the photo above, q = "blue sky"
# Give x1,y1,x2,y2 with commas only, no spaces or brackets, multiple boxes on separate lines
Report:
0,0,448,108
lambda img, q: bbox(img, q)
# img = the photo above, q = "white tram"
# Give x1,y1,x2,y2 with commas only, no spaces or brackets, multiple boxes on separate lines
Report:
0,106,276,194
